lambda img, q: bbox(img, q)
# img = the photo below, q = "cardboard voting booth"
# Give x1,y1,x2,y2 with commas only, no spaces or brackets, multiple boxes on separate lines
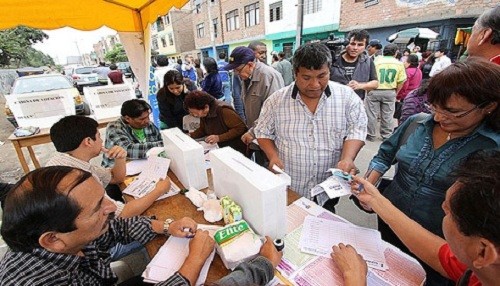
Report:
6,90,75,128
211,147,287,239
84,84,135,120
161,128,208,190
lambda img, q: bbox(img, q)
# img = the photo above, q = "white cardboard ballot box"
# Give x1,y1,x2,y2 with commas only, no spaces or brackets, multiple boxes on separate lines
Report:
161,128,208,190
211,147,287,239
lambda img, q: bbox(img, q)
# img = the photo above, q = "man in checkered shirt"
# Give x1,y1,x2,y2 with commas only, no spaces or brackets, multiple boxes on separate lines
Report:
102,99,163,168
255,42,367,213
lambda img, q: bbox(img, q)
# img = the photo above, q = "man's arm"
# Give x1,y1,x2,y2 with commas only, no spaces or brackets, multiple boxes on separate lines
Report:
338,139,365,173
352,176,448,277
105,146,127,184
257,138,284,170
119,179,170,218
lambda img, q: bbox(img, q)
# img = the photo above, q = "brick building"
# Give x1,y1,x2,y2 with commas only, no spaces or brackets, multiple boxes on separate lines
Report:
191,0,268,60
340,0,496,59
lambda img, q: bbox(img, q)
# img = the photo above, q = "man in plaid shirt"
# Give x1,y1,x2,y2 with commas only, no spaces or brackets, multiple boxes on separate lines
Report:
102,99,163,168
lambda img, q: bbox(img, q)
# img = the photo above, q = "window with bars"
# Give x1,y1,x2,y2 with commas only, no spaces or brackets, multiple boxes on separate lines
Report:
213,18,218,38
226,9,239,31
165,14,171,25
304,0,322,15
197,23,205,38
270,1,282,22
244,2,260,27
161,36,167,47
168,33,174,46
156,17,165,31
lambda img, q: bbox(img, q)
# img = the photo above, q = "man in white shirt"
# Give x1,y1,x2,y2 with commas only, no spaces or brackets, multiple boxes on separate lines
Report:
429,49,452,77
255,43,367,213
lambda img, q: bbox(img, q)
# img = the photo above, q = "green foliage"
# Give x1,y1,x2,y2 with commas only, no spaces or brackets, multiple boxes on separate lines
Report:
104,43,128,63
0,26,53,68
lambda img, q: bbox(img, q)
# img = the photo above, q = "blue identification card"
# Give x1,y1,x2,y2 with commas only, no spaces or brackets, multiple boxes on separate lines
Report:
332,169,353,182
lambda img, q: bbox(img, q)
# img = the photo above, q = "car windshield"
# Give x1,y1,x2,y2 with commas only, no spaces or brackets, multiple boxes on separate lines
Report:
12,75,73,94
117,62,129,69
75,67,94,74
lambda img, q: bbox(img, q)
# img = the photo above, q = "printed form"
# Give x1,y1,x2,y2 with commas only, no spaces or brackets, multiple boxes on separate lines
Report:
299,216,388,270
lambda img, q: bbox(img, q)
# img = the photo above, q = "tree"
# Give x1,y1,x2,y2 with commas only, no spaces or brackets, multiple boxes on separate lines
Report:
104,43,128,63
0,26,51,68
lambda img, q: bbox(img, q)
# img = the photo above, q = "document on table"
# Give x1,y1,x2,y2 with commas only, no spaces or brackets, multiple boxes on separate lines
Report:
142,236,215,285
123,156,173,200
299,216,387,270
125,159,148,176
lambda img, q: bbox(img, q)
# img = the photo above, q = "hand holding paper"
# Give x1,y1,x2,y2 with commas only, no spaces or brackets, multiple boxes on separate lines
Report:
331,243,368,284
351,176,383,211
169,217,198,238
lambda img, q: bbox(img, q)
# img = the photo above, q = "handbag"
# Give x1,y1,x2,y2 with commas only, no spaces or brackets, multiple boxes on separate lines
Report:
394,100,403,119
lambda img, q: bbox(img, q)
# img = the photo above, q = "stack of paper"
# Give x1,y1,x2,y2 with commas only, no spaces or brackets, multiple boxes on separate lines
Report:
142,236,215,285
123,156,179,200
299,216,388,270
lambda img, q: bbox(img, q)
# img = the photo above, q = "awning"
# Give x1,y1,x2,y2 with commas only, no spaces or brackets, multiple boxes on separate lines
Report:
388,27,439,43
0,0,189,102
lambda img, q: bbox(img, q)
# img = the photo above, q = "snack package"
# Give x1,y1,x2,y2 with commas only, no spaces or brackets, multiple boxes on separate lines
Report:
220,196,242,224
214,220,263,270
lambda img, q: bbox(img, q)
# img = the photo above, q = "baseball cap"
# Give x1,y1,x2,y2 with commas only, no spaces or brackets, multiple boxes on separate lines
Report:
223,47,256,70
368,39,382,49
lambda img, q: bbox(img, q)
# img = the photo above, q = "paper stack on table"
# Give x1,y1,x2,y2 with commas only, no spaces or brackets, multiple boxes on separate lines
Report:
142,236,215,285
123,156,179,200
299,215,387,270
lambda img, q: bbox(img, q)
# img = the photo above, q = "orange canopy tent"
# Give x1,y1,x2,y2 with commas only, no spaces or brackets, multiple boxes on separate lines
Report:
0,0,189,96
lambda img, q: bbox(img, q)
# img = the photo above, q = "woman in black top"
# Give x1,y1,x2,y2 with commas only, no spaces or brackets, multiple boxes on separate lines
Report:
156,70,197,130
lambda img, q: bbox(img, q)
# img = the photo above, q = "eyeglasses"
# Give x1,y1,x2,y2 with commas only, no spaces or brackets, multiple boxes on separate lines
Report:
234,63,247,74
425,102,489,119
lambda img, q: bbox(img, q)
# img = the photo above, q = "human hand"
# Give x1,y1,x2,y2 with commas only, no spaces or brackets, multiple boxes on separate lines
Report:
331,243,367,285
168,217,198,238
153,178,171,195
205,135,220,144
337,159,357,175
350,176,383,211
241,132,254,145
268,157,284,172
260,236,283,268
188,230,215,260
347,80,362,90
102,146,127,160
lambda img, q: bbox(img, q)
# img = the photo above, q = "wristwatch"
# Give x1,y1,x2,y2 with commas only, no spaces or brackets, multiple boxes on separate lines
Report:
163,218,174,235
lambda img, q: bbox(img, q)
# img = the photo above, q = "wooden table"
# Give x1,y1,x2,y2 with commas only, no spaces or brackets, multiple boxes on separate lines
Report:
8,117,118,174
124,170,301,283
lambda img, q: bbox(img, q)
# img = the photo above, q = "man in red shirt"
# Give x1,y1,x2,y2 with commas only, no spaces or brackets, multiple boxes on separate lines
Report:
466,5,499,65
108,64,124,84
331,150,499,286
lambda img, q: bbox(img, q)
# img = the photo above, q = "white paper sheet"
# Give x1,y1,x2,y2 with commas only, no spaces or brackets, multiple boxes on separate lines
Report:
125,159,148,176
123,156,173,200
142,236,215,285
299,216,387,270
197,141,218,169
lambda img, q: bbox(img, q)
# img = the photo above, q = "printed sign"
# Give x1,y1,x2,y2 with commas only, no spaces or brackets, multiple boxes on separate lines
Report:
84,84,135,120
6,91,75,128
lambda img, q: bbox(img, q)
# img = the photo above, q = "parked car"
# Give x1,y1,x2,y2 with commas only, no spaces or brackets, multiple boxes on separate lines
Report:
4,74,89,127
71,66,100,93
117,62,132,77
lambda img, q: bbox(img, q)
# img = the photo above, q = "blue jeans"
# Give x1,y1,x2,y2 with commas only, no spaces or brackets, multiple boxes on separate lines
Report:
222,82,232,105
231,74,245,121
110,241,144,261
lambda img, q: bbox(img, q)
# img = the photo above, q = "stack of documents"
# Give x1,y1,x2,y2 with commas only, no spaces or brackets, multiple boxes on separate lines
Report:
299,216,388,270
142,236,215,285
123,156,179,200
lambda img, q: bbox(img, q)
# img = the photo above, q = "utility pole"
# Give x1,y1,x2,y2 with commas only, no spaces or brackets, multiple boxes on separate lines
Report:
295,0,304,49
206,0,217,58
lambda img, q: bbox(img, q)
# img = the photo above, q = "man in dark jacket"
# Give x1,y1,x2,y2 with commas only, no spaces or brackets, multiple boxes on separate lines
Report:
330,29,378,100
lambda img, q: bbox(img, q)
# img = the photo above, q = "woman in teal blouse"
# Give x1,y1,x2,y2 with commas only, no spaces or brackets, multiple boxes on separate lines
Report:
364,58,499,285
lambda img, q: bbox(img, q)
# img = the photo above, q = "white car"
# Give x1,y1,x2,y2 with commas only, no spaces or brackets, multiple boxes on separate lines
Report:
71,66,100,93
